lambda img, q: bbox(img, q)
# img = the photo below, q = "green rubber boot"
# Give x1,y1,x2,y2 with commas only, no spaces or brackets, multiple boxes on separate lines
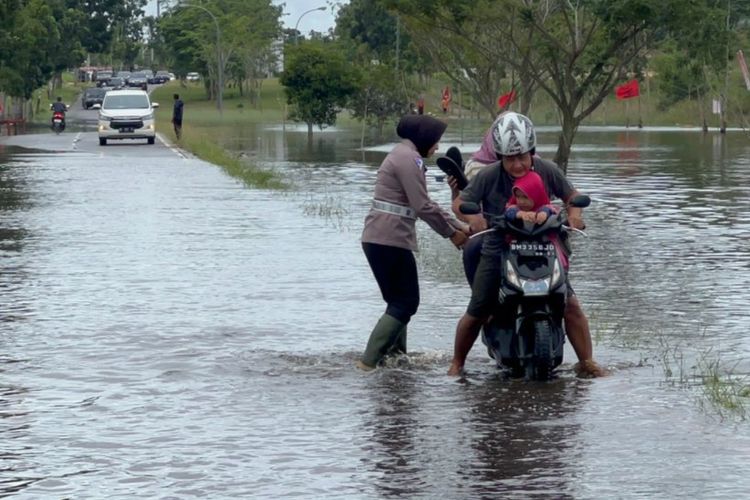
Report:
388,324,407,356
359,314,405,368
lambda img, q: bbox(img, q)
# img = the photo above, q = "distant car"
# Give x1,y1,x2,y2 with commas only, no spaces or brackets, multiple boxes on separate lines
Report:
97,89,160,146
104,77,126,90
186,72,201,82
95,71,113,87
82,87,108,109
116,71,132,83
153,70,171,84
128,73,148,90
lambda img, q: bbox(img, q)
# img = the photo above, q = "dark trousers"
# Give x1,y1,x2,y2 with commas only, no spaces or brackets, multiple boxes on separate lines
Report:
462,233,484,286
173,118,182,139
362,242,419,324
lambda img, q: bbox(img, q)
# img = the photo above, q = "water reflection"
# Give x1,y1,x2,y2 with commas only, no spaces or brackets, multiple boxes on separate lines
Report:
460,378,585,498
364,370,424,498
0,378,33,496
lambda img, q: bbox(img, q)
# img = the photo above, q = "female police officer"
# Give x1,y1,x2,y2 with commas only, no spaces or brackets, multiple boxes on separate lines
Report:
358,115,468,370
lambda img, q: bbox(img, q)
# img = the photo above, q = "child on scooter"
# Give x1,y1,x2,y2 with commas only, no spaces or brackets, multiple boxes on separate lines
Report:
504,170,568,269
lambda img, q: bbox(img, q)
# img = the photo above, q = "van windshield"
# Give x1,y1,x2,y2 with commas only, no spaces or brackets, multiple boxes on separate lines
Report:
103,95,150,110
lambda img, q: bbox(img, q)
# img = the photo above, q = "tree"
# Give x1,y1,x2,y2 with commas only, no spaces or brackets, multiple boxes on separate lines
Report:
160,0,281,105
76,0,147,55
0,0,60,99
280,41,361,140
335,0,427,73
349,63,412,139
385,0,726,172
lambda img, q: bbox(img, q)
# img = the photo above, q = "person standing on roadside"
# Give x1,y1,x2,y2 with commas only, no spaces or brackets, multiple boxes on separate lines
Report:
172,94,184,139
358,114,469,371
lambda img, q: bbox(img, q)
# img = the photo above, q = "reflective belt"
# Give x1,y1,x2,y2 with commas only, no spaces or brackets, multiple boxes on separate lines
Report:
372,199,416,219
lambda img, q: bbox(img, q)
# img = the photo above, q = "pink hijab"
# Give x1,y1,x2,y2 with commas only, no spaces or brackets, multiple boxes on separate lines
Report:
471,127,497,164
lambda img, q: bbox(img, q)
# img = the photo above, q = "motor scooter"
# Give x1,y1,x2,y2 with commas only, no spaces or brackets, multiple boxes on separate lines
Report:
51,111,66,134
49,101,68,134
460,195,590,380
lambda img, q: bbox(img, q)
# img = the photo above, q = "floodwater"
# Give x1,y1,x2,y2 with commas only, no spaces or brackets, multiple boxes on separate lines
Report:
1,119,749,498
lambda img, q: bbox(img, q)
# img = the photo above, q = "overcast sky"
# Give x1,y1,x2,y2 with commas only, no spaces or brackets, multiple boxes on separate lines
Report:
145,0,343,34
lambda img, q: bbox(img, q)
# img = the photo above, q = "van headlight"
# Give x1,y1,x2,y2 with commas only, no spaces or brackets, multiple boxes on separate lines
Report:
142,112,154,120
99,114,113,122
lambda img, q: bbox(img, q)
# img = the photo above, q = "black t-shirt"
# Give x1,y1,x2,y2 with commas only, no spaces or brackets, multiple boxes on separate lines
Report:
460,156,574,256
51,102,66,113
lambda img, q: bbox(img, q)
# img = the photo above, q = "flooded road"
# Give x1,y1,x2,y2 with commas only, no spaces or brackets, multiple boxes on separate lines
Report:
1,124,749,498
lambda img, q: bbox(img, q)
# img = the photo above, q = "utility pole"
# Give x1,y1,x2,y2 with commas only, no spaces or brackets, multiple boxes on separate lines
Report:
179,1,223,116
721,0,731,134
395,15,400,74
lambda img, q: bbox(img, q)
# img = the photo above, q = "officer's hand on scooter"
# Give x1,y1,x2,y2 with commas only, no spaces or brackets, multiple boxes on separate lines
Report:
468,216,487,235
450,229,468,249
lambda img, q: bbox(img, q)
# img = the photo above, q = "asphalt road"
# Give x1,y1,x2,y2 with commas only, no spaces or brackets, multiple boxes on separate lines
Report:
0,129,182,159
2,83,177,157
2,92,179,159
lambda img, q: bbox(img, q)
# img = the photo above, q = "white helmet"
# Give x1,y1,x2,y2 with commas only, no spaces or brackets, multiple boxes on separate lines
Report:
491,112,536,156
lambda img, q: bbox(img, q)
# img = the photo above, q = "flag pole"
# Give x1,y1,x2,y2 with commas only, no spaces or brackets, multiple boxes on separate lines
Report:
625,99,630,128
638,94,643,128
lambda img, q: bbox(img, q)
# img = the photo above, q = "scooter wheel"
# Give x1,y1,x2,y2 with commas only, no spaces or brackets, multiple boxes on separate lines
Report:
528,320,554,380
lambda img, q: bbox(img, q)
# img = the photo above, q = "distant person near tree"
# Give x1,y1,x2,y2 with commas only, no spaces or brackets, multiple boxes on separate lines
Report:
172,94,184,139
441,86,451,114
417,95,425,115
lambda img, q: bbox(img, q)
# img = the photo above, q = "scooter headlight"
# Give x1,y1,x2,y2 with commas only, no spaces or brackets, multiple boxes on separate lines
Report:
551,258,563,287
505,259,522,289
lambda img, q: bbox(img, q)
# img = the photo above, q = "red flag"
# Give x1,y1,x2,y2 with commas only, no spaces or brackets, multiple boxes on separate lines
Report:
615,79,640,100
497,90,517,109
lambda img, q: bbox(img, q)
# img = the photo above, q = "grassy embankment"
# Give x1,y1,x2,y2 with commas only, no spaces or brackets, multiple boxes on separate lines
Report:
28,72,87,124
150,81,287,190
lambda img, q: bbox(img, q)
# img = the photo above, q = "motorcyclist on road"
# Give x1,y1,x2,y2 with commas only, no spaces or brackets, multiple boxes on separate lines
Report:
445,112,605,377
51,97,67,114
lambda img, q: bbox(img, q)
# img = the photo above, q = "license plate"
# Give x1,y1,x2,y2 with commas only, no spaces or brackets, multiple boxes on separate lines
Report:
522,279,549,295
53,119,62,123
119,128,134,133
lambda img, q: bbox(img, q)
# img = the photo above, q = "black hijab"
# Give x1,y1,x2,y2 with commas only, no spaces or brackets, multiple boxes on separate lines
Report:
396,115,448,158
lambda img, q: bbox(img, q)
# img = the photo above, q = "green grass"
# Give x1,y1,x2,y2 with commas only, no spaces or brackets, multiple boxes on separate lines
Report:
30,71,89,124
150,80,287,189
657,333,749,420
174,125,285,190
695,352,750,421
150,79,287,125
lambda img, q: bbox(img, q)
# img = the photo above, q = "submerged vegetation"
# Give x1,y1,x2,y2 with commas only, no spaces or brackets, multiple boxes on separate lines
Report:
657,334,749,420
174,125,285,190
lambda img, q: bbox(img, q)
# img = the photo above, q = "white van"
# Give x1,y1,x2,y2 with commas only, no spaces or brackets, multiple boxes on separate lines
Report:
97,89,159,146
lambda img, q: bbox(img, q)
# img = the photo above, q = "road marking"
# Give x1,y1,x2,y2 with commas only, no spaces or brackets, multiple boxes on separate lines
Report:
72,132,82,150
157,132,187,159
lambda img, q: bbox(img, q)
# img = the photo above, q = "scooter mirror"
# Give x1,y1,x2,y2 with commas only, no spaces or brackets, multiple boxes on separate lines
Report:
568,194,591,208
459,202,481,215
